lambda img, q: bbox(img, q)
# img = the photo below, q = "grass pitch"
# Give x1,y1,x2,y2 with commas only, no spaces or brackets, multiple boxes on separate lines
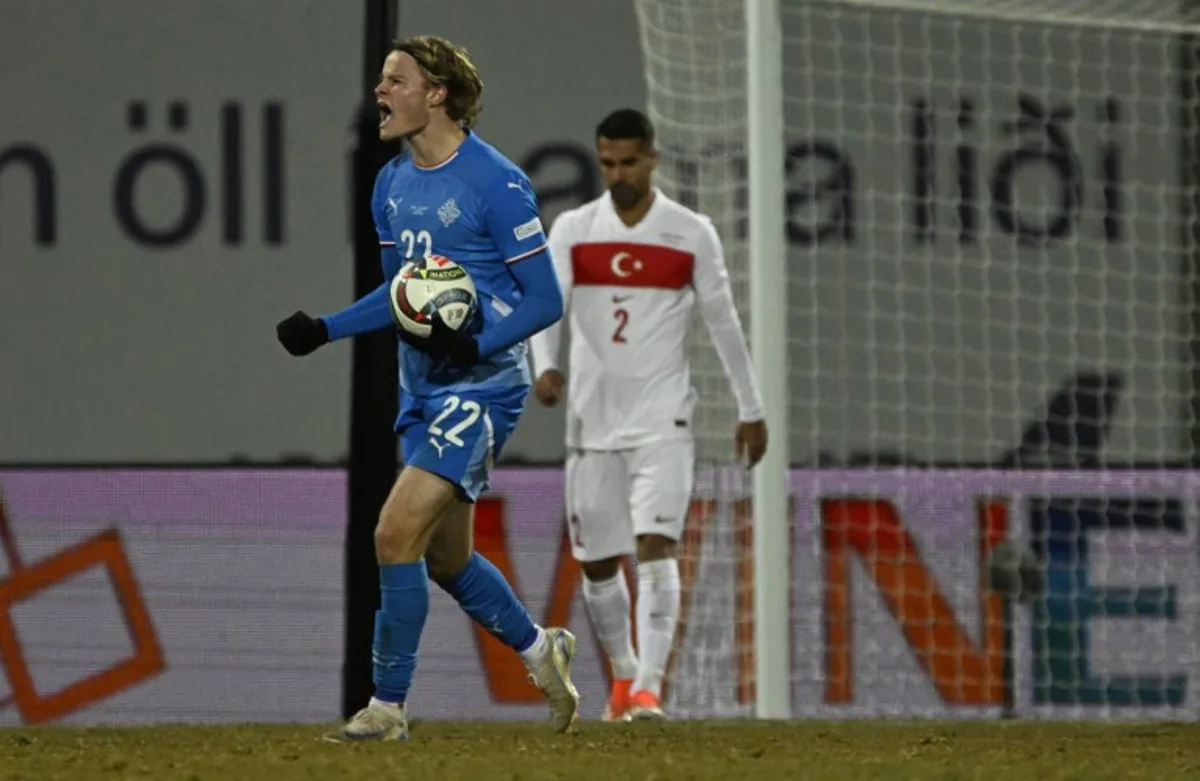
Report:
1,720,1198,781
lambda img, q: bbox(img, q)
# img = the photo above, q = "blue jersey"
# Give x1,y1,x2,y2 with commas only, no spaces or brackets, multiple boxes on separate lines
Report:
317,131,560,494
372,132,549,400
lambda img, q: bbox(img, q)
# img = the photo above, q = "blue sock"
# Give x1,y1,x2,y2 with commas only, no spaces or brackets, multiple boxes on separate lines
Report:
436,552,540,652
373,561,430,705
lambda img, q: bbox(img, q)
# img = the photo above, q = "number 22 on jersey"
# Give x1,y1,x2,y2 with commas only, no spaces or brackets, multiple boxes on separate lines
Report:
429,395,481,447
399,228,432,259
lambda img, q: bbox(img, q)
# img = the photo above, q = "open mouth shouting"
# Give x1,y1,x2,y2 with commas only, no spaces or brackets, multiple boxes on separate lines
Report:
378,101,394,129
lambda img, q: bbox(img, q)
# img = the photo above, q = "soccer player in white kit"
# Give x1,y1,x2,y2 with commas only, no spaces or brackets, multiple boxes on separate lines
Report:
530,109,767,721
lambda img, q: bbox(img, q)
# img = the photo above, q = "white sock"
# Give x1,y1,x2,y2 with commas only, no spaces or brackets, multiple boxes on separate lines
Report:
632,558,680,698
518,625,549,667
369,696,405,715
581,572,639,680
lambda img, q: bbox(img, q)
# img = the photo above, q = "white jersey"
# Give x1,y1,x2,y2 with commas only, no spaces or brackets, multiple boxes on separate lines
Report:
530,188,764,451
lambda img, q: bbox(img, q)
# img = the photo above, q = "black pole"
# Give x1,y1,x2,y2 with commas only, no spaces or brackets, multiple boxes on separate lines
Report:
342,0,401,720
1180,4,1200,464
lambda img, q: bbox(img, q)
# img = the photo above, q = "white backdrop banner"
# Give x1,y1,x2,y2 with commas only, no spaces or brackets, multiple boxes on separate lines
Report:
0,0,646,465
4,1,1189,464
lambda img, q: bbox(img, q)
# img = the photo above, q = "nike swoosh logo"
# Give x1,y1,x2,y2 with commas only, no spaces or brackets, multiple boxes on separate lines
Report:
612,295,632,304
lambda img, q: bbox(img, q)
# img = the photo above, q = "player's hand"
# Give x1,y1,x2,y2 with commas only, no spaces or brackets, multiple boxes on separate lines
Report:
396,327,431,351
420,316,481,367
276,311,329,356
736,419,768,468
535,370,565,406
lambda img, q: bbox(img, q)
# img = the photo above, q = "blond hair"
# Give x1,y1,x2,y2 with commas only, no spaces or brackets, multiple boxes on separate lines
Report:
392,35,484,128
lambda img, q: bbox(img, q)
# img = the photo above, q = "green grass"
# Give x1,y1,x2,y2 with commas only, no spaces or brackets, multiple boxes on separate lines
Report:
2,720,1199,780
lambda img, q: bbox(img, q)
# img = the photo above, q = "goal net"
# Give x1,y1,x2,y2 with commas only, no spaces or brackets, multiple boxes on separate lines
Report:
635,0,1200,719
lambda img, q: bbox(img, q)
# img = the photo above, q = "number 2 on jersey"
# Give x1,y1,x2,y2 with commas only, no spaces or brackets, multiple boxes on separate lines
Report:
612,308,630,344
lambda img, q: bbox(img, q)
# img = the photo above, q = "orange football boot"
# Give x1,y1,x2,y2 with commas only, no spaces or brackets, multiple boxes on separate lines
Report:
627,689,666,720
602,678,634,722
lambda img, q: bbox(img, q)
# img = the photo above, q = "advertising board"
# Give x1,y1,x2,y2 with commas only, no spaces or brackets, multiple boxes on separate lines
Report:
0,467,1193,724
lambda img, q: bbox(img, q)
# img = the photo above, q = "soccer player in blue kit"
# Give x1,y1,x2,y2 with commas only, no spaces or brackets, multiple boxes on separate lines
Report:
275,35,579,740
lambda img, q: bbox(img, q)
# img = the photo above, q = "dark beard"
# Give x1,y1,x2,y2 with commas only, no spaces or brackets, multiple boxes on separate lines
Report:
610,182,642,208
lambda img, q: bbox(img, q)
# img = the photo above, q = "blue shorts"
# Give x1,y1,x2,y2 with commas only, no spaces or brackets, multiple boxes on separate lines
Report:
397,386,527,502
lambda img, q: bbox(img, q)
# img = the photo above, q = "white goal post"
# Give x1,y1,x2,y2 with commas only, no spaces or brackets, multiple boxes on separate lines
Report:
744,0,791,722
635,0,1200,720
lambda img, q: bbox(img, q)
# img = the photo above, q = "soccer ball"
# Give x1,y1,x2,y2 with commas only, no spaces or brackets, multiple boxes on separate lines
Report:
389,255,478,339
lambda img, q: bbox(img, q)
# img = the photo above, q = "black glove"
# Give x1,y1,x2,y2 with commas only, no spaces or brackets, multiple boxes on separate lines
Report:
276,311,329,356
414,316,480,367
396,326,432,351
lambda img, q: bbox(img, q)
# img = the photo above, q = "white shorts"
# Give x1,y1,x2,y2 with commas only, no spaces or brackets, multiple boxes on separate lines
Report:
564,438,695,562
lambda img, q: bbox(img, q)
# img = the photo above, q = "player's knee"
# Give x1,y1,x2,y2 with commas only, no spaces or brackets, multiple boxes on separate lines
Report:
374,516,424,564
581,557,623,582
375,468,458,564
636,534,677,562
374,503,432,564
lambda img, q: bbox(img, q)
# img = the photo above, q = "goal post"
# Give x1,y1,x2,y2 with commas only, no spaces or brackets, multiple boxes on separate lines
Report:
636,0,1200,720
745,0,792,721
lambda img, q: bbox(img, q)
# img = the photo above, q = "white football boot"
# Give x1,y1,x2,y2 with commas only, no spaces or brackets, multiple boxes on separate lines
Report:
324,698,409,742
524,627,581,732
